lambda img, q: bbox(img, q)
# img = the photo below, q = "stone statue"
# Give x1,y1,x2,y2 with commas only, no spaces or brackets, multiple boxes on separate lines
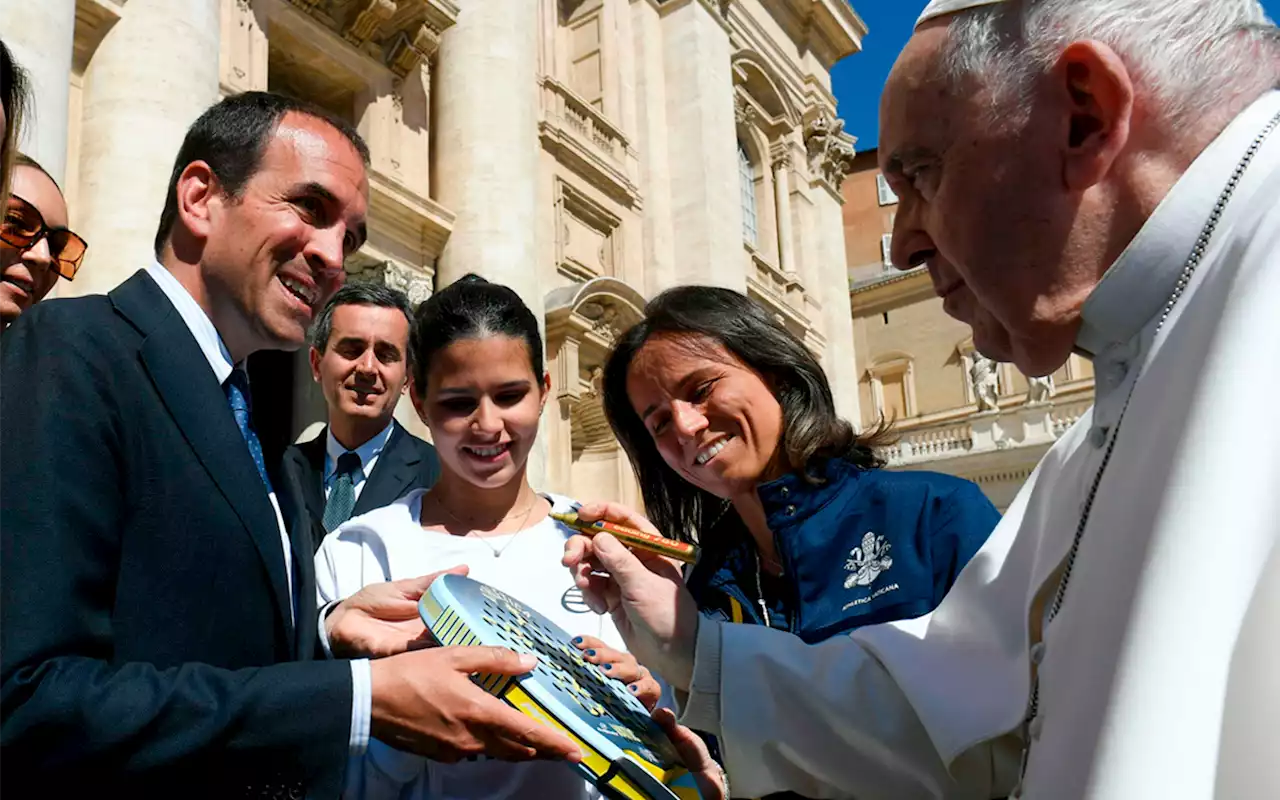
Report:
803,112,857,190
1027,374,1055,405
970,354,1000,412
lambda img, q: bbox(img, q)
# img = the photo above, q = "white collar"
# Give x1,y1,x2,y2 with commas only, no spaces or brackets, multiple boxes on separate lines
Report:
1076,90,1280,356
325,420,396,479
144,261,236,384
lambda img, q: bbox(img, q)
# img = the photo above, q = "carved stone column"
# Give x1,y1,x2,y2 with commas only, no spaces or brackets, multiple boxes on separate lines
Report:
630,0,677,296
0,0,76,183
658,0,742,290
803,108,861,425
433,0,539,300
67,0,221,298
433,0,544,481
771,145,796,278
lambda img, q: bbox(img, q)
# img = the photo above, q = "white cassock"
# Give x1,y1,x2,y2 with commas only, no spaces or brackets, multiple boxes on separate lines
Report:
676,90,1280,800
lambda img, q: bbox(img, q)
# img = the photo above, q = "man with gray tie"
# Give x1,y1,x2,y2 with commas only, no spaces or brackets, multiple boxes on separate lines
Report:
281,283,440,548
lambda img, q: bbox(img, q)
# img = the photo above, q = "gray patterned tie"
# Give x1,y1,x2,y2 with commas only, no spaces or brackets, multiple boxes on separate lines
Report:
322,451,362,532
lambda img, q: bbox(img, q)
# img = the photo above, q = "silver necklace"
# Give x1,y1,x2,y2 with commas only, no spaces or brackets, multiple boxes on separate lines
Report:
428,491,542,558
752,549,773,628
1012,109,1280,795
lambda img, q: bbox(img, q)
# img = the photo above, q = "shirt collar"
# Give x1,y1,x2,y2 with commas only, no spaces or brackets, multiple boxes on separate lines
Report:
144,261,236,384
1076,89,1280,356
325,420,396,480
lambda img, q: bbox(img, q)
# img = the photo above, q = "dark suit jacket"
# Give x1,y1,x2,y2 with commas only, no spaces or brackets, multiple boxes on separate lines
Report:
281,420,440,553
0,271,352,798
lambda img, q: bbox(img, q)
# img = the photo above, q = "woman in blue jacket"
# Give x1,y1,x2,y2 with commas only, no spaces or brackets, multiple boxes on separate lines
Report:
599,285,1000,644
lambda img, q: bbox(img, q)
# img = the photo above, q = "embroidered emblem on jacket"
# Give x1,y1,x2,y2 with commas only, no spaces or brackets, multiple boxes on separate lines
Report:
845,532,893,588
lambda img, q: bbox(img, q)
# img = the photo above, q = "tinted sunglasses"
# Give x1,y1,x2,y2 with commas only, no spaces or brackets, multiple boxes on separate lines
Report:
1,194,88,281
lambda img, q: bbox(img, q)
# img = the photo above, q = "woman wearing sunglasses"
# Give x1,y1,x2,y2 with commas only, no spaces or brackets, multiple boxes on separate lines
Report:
1,154,87,333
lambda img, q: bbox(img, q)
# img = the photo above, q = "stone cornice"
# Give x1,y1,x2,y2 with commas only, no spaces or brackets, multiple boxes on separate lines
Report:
758,1,866,69
279,0,458,78
367,169,455,259
849,267,933,315
807,0,867,67
656,0,733,34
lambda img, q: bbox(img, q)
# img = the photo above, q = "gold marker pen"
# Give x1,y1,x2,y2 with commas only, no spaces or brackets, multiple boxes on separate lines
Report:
551,512,699,565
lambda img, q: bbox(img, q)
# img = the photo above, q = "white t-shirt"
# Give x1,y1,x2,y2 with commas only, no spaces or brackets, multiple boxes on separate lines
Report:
316,490,626,800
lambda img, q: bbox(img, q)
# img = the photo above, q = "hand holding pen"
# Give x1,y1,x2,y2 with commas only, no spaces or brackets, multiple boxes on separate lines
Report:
560,501,701,691
552,505,699,565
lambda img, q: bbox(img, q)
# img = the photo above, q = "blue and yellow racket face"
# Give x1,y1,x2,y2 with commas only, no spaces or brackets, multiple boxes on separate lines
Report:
419,574,703,800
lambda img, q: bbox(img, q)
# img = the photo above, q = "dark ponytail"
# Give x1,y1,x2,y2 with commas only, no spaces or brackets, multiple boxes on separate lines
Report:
410,274,545,389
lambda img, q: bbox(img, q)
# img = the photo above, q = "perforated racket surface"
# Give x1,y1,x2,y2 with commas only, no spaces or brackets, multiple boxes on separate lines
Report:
419,574,703,800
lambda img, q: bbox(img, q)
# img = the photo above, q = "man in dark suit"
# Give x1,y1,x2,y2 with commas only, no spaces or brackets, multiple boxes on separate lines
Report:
281,283,439,549
0,91,575,798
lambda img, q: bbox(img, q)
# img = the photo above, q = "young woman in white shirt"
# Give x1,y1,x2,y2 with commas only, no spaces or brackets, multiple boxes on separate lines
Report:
316,274,664,800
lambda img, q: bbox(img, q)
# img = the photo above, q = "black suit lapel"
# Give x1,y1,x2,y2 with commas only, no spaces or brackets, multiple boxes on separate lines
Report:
353,422,420,516
291,433,327,526
118,273,294,640
275,466,320,658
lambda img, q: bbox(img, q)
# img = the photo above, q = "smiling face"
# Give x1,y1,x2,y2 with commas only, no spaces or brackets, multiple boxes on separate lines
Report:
879,25,1110,376
311,302,410,439
196,112,368,359
412,335,550,490
1,165,68,328
626,334,784,501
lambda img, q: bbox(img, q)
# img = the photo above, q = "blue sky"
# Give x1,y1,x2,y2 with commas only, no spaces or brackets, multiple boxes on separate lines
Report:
832,0,1280,151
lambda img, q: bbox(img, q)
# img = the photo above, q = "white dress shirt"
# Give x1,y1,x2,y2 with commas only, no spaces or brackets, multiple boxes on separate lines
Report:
677,90,1280,799
324,420,395,503
317,491,625,800
144,263,371,756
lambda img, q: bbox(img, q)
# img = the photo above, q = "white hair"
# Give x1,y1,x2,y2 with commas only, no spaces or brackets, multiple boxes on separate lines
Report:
938,0,1280,129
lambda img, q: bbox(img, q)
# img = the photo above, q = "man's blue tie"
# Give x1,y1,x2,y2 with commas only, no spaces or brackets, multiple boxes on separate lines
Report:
224,367,273,493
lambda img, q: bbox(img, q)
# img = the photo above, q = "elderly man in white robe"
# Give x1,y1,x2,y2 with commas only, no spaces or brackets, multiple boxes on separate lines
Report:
563,1,1280,798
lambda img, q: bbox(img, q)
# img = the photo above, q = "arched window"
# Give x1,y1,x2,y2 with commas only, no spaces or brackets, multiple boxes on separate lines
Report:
738,140,758,246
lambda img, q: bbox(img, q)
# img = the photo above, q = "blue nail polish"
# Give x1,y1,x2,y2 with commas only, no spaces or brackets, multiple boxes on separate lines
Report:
586,649,597,657
603,664,612,671
628,684,639,693
572,637,583,644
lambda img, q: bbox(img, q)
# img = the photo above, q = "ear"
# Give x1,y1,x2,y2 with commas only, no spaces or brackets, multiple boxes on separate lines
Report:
174,160,222,244
409,376,428,423
308,346,322,383
539,371,552,411
1055,41,1134,191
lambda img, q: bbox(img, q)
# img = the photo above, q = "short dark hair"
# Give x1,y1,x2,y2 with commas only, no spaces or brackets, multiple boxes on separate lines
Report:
602,285,891,544
153,91,370,257
2,41,32,200
409,274,544,391
309,281,414,355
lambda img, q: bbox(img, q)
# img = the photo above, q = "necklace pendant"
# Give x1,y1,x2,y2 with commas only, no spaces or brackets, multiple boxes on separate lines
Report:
493,550,500,558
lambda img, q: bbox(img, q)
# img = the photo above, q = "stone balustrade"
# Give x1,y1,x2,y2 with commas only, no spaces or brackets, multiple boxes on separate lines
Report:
885,396,1095,467
538,75,638,202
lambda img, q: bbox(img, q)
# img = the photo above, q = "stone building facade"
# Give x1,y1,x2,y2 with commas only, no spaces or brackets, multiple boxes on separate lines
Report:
3,0,866,503
843,148,1097,510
